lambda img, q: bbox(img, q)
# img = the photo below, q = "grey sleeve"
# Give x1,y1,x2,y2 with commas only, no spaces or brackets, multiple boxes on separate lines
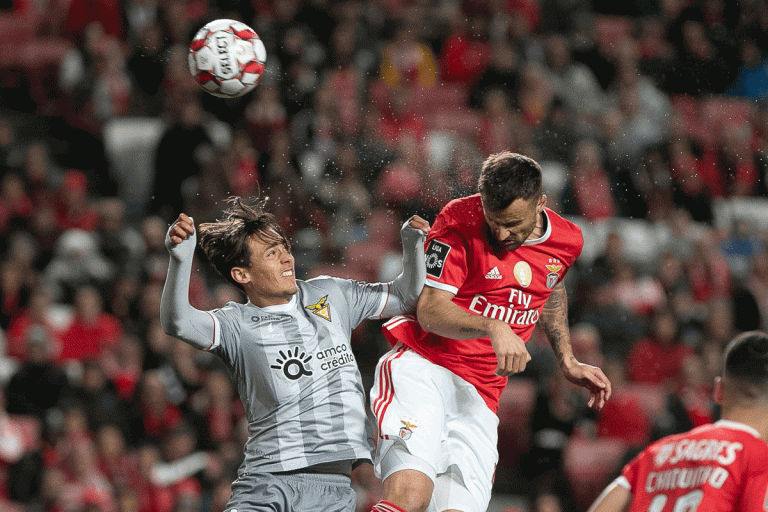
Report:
160,223,217,350
382,218,426,317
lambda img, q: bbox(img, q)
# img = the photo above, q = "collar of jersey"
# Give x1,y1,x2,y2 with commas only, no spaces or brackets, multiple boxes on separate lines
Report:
523,209,552,246
248,294,297,313
714,419,762,439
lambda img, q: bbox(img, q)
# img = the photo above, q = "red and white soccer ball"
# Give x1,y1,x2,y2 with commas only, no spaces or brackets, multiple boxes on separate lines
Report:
188,19,267,98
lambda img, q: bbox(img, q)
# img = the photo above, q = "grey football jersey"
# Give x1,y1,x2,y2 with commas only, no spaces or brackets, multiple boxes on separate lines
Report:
208,276,389,473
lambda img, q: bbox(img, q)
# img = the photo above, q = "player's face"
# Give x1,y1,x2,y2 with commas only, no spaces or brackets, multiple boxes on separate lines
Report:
483,195,546,251
235,234,298,307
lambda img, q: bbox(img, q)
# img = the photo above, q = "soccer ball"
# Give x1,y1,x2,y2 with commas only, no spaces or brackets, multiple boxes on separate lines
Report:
188,19,267,98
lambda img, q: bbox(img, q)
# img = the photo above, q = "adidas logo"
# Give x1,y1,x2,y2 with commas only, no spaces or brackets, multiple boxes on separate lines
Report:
485,266,502,279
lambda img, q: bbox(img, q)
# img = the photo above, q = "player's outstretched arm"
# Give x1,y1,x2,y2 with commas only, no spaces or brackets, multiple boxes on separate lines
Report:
160,213,216,350
586,479,632,512
384,215,429,316
417,286,531,376
539,281,611,410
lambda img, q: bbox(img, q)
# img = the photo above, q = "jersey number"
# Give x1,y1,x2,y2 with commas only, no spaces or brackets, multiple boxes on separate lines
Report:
648,490,703,512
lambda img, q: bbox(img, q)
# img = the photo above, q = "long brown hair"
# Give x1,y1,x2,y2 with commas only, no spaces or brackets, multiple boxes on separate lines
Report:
198,196,290,290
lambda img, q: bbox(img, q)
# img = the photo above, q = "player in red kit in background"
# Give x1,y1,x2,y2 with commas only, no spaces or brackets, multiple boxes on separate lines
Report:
369,151,612,512
587,330,768,512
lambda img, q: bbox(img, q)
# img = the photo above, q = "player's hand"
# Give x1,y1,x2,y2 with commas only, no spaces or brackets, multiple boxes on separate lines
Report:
407,215,430,235
167,213,195,246
489,321,531,376
561,360,611,411
165,213,197,262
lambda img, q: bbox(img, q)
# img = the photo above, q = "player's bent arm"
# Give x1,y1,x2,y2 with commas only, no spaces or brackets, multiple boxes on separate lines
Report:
384,217,428,316
586,478,632,512
537,281,575,368
160,224,216,351
417,285,503,340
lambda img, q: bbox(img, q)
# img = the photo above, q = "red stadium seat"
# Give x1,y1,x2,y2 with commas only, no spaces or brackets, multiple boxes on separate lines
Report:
563,436,628,511
496,377,537,470
701,97,753,138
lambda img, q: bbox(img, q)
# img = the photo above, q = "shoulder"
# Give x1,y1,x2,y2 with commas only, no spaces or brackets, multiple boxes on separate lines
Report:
210,300,249,320
546,208,583,237
439,195,483,221
545,209,583,255
299,277,358,300
301,276,344,291
435,195,485,234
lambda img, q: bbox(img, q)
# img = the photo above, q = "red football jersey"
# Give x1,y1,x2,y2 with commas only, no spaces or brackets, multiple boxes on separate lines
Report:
618,420,768,512
382,194,583,411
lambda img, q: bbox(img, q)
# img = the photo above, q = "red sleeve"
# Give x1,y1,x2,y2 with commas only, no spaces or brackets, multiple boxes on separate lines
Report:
621,448,648,496
741,468,768,511
424,211,469,294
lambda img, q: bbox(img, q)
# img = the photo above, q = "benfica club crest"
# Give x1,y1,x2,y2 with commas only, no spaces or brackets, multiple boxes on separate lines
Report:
545,264,562,289
306,295,332,322
399,419,417,440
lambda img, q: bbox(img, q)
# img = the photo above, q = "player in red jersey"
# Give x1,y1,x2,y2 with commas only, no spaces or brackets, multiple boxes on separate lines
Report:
587,330,768,512
369,151,611,512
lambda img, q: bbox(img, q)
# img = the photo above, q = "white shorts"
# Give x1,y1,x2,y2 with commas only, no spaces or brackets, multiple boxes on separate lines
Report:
370,343,499,512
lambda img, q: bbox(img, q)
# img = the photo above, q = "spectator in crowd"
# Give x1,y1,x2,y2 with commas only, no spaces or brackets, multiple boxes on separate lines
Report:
626,308,693,386
1,0,768,509
149,95,214,223
58,285,122,363
469,38,521,111
5,326,69,421
561,139,620,221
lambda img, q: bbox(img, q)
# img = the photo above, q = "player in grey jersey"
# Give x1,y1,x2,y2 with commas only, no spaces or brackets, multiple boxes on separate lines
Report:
160,196,429,512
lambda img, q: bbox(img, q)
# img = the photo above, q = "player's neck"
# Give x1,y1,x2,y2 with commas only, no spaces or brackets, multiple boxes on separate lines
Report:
529,210,547,240
722,406,768,442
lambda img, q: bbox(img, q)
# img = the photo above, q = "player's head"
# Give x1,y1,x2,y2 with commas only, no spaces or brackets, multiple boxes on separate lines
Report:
198,196,297,306
716,330,768,407
478,151,546,251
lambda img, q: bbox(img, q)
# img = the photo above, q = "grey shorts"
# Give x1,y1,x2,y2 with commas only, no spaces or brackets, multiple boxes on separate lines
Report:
224,471,357,512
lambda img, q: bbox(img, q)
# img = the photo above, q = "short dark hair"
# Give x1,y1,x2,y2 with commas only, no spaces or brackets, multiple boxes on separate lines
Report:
724,330,768,400
198,196,290,290
478,151,542,212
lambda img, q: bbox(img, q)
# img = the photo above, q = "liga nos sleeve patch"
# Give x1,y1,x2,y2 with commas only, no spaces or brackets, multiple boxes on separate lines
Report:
425,240,451,279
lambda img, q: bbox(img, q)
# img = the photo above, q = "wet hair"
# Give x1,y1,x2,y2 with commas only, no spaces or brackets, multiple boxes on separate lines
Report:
723,330,768,400
198,196,290,291
477,151,542,212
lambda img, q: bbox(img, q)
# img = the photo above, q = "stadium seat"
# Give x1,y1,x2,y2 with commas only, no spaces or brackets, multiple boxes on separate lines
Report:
670,94,707,145
539,160,568,208
701,97,753,135
102,117,166,218
496,377,537,470
610,218,667,271
563,436,628,511
714,197,768,232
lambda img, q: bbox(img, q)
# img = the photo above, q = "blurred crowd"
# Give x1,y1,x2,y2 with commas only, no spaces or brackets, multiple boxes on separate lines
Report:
1,0,768,511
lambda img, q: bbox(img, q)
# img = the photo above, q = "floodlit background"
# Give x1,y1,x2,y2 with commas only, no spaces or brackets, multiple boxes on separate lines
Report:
0,0,767,510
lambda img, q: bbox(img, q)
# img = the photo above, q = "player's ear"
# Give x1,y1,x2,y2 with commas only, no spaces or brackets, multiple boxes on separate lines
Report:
537,194,547,212
231,267,250,285
713,376,724,404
